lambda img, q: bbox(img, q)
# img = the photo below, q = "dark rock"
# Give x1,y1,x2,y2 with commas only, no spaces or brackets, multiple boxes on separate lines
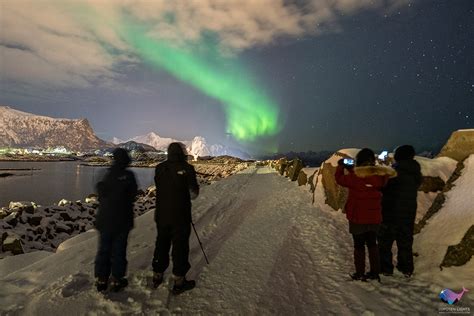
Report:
34,226,44,235
419,176,445,193
59,212,73,221
55,224,73,234
1,232,7,244
297,170,308,186
28,215,43,226
4,212,19,227
441,225,474,268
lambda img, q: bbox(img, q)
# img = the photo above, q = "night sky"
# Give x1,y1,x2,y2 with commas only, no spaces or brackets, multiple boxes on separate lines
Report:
1,0,473,155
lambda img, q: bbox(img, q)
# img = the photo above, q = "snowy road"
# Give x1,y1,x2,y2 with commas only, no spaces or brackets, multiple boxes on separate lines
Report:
0,167,464,315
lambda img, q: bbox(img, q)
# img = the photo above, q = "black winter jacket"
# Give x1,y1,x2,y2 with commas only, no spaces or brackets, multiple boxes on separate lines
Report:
154,158,199,225
95,166,138,233
381,159,422,223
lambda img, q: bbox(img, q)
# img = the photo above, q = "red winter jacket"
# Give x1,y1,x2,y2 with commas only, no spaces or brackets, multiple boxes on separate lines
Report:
335,165,396,224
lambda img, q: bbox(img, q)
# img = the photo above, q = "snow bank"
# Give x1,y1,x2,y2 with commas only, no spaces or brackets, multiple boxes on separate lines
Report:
414,154,474,289
415,156,458,182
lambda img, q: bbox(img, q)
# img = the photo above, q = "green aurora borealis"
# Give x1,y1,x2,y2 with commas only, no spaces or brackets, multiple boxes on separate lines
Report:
119,21,281,142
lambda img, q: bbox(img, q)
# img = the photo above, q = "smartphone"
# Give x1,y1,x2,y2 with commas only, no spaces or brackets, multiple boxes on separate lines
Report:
378,150,388,160
343,158,355,166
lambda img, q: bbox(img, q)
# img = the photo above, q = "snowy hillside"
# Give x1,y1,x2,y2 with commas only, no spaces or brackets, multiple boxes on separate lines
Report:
1,166,471,314
0,105,108,151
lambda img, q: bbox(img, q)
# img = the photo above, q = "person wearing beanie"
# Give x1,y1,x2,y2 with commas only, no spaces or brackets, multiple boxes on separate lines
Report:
94,148,138,292
378,145,422,278
152,142,200,295
335,148,396,281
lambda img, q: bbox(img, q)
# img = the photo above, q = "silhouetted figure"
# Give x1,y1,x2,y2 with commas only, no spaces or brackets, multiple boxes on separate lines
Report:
152,142,199,294
94,148,137,292
378,145,422,277
335,148,396,281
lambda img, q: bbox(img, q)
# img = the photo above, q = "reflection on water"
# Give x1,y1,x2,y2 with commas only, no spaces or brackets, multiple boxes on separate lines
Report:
0,161,155,207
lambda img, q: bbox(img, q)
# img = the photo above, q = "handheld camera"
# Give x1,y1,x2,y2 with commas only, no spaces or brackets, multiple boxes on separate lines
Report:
378,150,388,161
343,158,355,166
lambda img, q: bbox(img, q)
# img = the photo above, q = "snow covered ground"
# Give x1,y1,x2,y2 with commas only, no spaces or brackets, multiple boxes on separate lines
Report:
0,166,471,315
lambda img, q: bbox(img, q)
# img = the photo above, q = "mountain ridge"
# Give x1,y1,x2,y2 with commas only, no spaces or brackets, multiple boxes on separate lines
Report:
0,105,109,151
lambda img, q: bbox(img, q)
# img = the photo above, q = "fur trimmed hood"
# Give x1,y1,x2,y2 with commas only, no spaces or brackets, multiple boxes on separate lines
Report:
353,165,397,178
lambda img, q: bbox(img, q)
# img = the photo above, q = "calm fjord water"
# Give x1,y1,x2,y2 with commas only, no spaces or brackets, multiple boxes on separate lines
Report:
0,161,155,208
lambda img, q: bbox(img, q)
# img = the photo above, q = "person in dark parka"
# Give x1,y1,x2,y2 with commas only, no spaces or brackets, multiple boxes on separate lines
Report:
94,148,138,292
152,142,199,294
335,148,396,281
378,145,422,277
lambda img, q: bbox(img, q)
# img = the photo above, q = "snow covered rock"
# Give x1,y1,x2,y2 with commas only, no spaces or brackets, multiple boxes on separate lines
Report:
9,201,36,214
2,235,24,255
438,129,474,161
320,149,357,211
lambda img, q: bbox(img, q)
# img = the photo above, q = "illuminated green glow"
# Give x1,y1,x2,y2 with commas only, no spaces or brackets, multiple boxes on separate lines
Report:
120,22,280,141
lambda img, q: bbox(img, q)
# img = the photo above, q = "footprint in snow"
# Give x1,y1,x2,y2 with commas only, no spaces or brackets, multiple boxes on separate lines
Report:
61,272,92,297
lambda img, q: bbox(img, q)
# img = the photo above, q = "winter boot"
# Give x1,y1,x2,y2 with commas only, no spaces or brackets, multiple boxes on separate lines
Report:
350,272,367,281
109,277,128,292
95,276,108,292
152,272,163,288
172,276,195,295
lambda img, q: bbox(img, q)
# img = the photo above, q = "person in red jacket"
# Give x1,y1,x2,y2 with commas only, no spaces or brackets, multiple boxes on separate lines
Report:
335,148,396,281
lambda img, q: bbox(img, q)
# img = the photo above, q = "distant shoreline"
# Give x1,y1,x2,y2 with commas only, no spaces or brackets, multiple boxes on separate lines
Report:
0,157,78,162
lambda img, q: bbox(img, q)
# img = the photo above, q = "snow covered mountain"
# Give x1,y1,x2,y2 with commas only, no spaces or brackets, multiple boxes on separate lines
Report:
130,132,179,152
0,106,108,151
124,132,250,159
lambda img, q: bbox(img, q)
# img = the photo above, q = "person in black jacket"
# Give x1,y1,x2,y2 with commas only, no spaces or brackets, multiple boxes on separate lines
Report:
152,142,199,294
378,145,422,277
94,148,138,292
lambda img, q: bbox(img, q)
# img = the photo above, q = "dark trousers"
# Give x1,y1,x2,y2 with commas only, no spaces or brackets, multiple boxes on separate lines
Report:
378,222,414,274
95,230,129,279
352,231,380,274
153,223,191,277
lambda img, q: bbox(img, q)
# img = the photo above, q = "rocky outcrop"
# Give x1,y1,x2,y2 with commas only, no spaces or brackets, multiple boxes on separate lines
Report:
440,225,474,268
438,129,474,162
